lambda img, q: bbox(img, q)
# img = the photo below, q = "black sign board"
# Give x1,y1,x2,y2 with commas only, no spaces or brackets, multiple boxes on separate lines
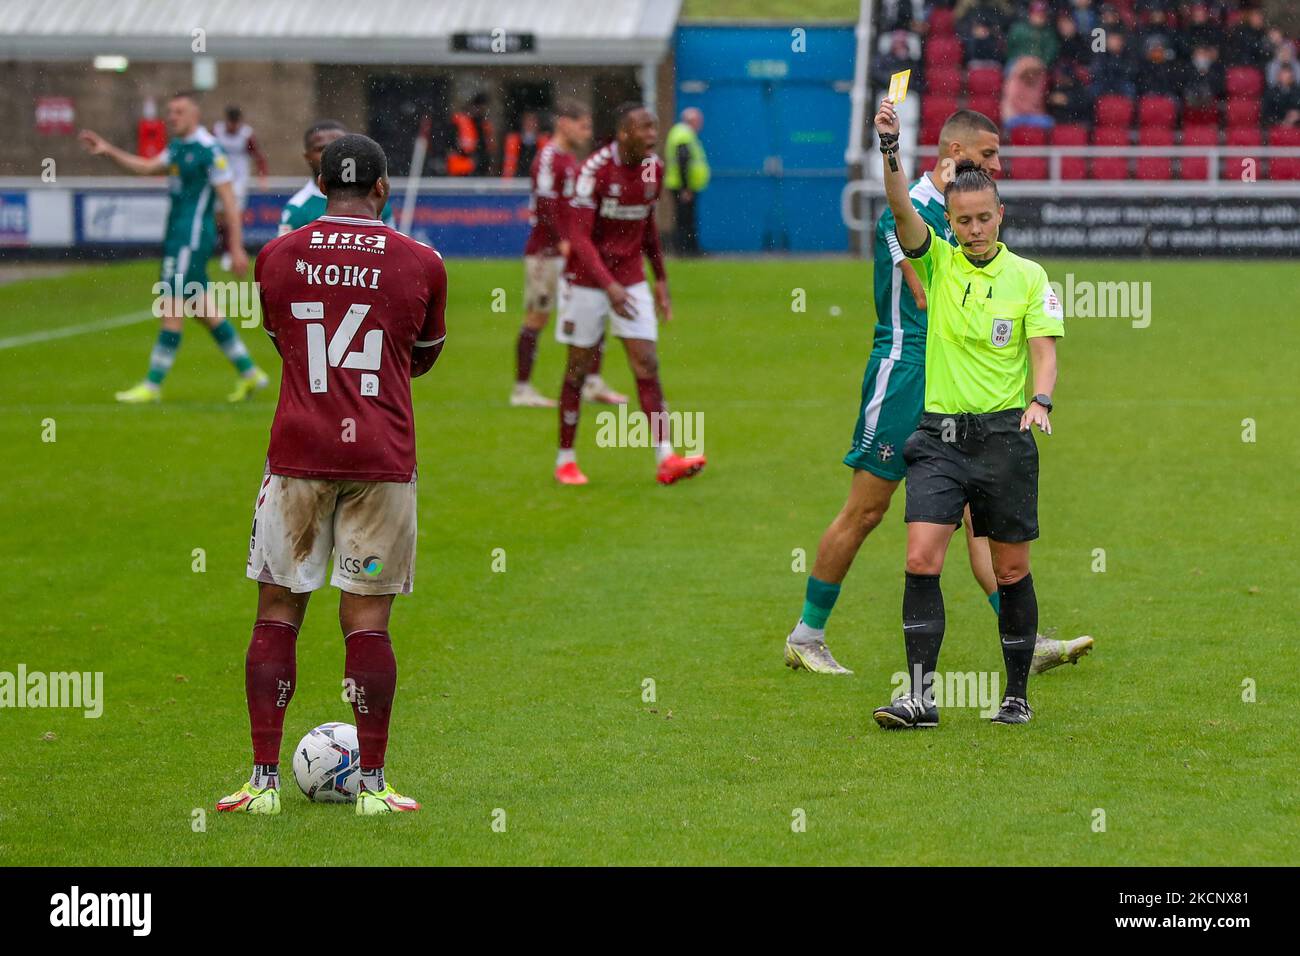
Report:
451,32,536,54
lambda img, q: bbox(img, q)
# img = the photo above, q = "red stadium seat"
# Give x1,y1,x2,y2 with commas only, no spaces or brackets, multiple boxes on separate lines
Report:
1225,97,1261,129
1008,126,1049,179
1226,67,1264,98
1094,94,1135,128
1269,125,1300,180
919,120,944,145
927,67,964,96
924,34,963,67
1180,125,1219,180
928,8,956,35
1136,127,1174,180
1137,95,1178,128
966,92,1000,121
966,66,1003,97
1051,123,1089,180
1010,126,1048,145
921,95,960,127
1182,103,1220,126
1223,127,1261,181
1091,127,1130,179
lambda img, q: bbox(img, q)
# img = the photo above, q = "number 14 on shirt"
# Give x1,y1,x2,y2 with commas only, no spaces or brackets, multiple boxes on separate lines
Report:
291,301,384,396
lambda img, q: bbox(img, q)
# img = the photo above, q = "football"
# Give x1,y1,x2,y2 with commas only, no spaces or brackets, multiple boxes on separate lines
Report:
291,722,361,803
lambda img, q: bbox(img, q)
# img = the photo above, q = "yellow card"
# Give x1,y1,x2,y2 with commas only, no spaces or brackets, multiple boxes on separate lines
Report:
888,69,912,104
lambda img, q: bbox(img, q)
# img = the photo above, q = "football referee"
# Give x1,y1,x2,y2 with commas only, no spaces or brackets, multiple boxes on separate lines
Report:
869,96,1064,728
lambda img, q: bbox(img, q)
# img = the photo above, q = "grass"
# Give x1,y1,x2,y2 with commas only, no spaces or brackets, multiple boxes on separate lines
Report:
2,255,1297,866
681,0,858,21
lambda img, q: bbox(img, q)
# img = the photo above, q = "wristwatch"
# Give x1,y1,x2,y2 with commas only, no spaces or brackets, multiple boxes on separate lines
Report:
1031,393,1054,412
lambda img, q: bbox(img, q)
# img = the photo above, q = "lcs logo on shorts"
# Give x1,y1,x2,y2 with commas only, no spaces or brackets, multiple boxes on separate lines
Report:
877,442,895,462
991,319,1013,348
339,554,384,576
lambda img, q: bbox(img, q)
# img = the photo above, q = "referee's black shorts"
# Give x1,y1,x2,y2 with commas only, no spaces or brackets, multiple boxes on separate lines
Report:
902,409,1039,542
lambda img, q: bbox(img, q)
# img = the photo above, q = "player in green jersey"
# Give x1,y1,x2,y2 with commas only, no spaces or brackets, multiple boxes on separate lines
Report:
871,94,1064,728
279,121,394,235
79,91,269,404
785,110,1093,677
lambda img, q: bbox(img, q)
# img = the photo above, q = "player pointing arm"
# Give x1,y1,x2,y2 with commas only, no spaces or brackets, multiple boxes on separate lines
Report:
78,92,265,405
79,127,247,279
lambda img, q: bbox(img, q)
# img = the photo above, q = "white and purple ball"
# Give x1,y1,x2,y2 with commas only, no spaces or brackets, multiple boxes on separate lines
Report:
292,722,361,803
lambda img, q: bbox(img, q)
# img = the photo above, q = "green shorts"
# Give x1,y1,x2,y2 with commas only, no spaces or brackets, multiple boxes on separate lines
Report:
159,241,213,295
843,354,925,482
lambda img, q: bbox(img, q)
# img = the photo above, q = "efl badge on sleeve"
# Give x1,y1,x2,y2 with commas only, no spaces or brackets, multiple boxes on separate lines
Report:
991,319,1013,348
888,70,912,104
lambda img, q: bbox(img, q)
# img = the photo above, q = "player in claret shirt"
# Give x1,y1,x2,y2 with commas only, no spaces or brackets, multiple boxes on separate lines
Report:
554,103,706,486
511,98,627,409
217,134,447,817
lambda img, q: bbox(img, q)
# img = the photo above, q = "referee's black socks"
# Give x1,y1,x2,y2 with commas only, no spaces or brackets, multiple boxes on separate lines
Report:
998,573,1038,700
902,572,945,702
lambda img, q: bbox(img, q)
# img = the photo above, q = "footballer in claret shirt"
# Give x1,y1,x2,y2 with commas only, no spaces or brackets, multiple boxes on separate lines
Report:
511,99,626,409
553,102,706,486
217,134,446,818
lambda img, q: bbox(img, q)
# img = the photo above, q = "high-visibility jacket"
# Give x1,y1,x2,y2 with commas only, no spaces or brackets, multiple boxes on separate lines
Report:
503,132,549,179
664,122,710,192
448,112,488,176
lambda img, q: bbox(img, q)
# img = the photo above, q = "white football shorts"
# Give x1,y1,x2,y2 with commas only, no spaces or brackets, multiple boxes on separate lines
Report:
246,471,417,596
523,254,566,313
555,278,657,348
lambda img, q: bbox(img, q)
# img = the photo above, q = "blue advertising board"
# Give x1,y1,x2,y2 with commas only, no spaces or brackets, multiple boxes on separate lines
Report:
0,191,29,246
673,24,855,253
66,188,531,257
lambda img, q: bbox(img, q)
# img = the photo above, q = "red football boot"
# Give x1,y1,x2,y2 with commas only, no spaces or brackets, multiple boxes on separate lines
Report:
656,454,707,485
555,461,589,485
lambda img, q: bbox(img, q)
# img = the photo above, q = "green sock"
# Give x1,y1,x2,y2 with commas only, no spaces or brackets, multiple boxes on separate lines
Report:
146,329,182,385
210,319,255,376
801,576,841,630
987,590,1001,615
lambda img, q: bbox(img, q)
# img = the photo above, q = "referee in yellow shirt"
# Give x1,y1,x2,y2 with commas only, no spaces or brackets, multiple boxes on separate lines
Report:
869,96,1065,728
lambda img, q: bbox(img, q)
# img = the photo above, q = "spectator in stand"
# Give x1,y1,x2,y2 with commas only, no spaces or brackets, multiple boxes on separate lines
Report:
873,29,922,95
1056,12,1091,70
879,0,924,32
1183,43,1226,114
1068,0,1099,37
501,111,547,179
1007,1,1059,66
1182,2,1221,56
1262,64,1300,128
1002,55,1054,131
1133,0,1173,17
1047,63,1094,124
1138,6,1178,53
1141,35,1182,96
957,0,1014,38
1225,4,1270,70
1266,38,1298,88
1090,29,1138,98
1097,3,1124,39
964,19,1005,67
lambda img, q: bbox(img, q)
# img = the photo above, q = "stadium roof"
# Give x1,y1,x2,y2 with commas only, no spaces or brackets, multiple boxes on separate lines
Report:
0,0,683,64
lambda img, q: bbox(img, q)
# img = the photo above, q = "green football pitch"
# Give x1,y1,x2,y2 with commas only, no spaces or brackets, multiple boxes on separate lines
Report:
2,256,1296,866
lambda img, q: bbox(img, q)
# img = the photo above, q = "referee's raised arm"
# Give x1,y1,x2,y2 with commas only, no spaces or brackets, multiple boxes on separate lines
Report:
874,98,927,251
